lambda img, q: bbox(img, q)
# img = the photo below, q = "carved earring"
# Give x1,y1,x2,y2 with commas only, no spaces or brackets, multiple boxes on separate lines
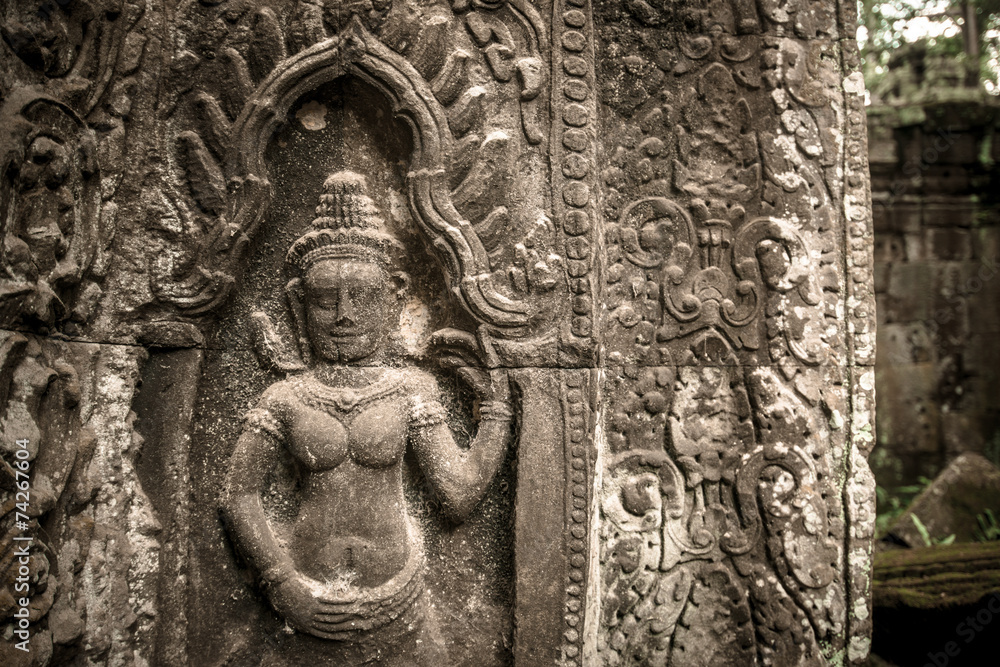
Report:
285,278,311,366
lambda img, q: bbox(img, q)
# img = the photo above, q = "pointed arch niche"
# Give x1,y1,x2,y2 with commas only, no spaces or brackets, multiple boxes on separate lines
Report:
227,18,531,330
178,24,518,667
135,19,577,667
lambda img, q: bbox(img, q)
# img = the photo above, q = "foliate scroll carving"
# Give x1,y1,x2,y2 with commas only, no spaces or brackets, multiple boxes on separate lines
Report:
673,63,760,203
623,0,762,35
599,333,844,665
0,0,147,335
0,0,875,665
598,451,700,665
453,0,549,145
619,0,836,39
154,1,565,344
0,94,102,331
0,3,152,664
599,20,846,370
595,13,855,654
607,194,824,363
0,333,103,663
595,11,851,625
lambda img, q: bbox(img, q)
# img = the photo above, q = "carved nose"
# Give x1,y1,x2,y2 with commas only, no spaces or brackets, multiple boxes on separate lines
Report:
335,295,357,327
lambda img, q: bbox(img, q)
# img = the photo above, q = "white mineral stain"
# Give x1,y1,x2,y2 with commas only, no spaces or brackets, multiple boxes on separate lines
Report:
296,100,328,131
843,71,866,95
859,369,875,391
400,296,430,352
848,636,871,662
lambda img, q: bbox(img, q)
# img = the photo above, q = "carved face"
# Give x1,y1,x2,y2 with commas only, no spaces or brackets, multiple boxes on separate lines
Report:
303,258,401,363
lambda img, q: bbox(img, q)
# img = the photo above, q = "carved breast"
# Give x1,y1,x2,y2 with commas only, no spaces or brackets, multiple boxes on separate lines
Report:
284,374,408,472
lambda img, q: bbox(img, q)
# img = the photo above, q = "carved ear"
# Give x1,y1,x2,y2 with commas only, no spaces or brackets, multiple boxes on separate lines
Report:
285,278,311,366
391,271,410,299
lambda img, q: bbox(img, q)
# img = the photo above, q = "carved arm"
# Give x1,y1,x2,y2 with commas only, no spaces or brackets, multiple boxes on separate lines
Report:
220,425,373,636
409,371,514,523
219,428,296,585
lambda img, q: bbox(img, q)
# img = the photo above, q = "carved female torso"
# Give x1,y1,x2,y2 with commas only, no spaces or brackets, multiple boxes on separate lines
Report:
246,368,443,588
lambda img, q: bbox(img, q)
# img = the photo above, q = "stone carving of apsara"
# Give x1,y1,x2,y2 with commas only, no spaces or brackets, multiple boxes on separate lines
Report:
221,171,514,665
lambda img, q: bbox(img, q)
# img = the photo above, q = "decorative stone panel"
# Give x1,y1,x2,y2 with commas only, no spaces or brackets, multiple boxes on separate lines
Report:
0,1,874,665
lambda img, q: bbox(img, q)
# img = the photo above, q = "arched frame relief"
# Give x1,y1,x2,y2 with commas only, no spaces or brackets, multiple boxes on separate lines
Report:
227,17,532,331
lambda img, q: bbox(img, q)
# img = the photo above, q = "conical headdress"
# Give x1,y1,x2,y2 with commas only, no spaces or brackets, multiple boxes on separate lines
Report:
286,171,401,272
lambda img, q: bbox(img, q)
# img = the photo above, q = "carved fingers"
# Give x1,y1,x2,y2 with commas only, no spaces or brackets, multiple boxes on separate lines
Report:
307,606,365,637
266,575,315,633
267,573,356,635
455,366,491,398
429,327,484,367
455,366,512,407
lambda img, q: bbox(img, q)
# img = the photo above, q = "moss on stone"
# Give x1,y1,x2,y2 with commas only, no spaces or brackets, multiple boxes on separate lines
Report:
874,541,1000,609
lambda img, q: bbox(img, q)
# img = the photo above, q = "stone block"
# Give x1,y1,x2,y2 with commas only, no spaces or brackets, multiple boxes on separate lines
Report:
924,227,972,261
939,133,980,165
885,261,934,322
891,200,923,234
873,233,905,263
867,125,898,165
962,334,1000,413
929,261,972,345
871,543,1000,666
972,226,1000,262
887,453,1000,546
902,231,926,261
962,260,1000,335
874,261,891,294
923,198,978,228
922,165,972,195
942,410,988,461
877,322,936,366
875,361,940,458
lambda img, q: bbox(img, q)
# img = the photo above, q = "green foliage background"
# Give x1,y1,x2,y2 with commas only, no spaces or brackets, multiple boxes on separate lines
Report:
860,0,1000,93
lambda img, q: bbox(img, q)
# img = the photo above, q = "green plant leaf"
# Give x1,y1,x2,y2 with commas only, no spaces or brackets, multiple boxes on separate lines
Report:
911,514,932,547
